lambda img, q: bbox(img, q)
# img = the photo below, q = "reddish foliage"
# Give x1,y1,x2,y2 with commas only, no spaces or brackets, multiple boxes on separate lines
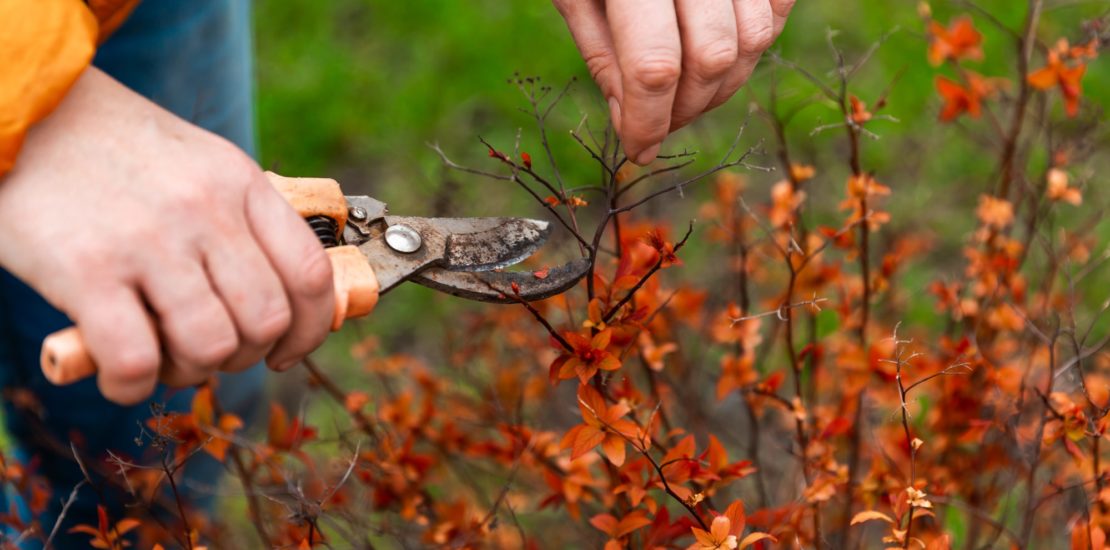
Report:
1,6,1107,550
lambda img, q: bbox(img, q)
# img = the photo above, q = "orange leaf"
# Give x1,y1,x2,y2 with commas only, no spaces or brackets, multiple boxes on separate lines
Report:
115,518,142,535
739,532,777,549
1027,66,1058,89
851,510,895,525
192,386,215,427
600,433,627,466
571,426,606,461
591,329,612,350
589,513,619,536
577,384,609,420
269,403,289,447
615,511,653,537
345,391,371,413
67,525,103,537
928,16,983,65
723,500,747,535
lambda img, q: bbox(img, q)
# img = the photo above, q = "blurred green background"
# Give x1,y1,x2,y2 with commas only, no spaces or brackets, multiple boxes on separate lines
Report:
254,0,1108,358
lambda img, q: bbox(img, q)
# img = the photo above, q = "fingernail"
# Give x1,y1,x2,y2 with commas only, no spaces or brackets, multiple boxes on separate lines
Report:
635,143,661,165
607,96,622,133
267,358,290,371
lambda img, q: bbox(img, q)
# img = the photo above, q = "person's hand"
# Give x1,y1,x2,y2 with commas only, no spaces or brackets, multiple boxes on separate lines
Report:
554,0,795,164
0,68,335,404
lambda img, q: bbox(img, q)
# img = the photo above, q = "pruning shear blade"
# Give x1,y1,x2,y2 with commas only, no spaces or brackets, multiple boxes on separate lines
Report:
343,195,585,302
412,258,591,303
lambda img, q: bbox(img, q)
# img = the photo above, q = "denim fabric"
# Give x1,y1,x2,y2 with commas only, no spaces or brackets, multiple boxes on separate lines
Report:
0,1,261,547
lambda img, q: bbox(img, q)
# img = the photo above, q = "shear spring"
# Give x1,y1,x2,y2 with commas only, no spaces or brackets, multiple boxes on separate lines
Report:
306,216,339,248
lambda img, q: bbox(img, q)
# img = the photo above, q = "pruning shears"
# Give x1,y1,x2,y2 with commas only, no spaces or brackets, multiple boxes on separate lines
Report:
41,172,589,384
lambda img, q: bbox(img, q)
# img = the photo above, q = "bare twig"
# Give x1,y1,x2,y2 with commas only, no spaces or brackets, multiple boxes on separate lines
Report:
44,480,87,550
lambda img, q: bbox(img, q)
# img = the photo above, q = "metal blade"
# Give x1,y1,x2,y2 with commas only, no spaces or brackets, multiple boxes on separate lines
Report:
339,194,578,302
339,195,549,273
409,258,590,303
357,215,555,295
431,217,550,272
360,237,433,294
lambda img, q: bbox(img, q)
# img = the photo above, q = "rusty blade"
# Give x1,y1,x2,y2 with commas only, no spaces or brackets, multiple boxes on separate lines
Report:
409,258,590,303
431,217,550,272
359,216,555,295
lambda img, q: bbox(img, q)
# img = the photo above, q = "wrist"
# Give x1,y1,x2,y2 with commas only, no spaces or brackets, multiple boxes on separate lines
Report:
0,2,98,177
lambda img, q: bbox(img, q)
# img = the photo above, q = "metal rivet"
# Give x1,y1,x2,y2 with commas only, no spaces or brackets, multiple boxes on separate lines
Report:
349,206,368,222
384,224,422,253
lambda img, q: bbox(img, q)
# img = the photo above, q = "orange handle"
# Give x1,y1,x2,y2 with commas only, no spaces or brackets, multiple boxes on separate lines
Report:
40,328,94,385
39,174,379,386
326,245,380,330
263,171,349,229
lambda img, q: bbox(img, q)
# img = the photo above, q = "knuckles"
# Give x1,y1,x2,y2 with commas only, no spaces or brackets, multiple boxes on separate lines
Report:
245,300,293,345
626,51,683,93
99,349,160,405
109,348,161,385
209,140,264,192
583,49,620,89
739,20,776,54
62,239,118,277
59,228,152,285
687,39,739,81
171,295,241,368
185,332,240,370
173,143,261,215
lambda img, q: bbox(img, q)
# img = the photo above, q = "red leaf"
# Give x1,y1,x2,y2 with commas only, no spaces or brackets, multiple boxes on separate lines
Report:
762,371,785,393
819,417,852,440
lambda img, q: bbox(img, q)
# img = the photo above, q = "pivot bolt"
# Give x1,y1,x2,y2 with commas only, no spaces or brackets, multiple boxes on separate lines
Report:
349,206,368,222
384,224,422,253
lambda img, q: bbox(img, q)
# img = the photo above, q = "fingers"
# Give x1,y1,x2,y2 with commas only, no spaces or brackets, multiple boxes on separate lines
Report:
140,254,239,387
670,0,739,132
708,0,777,110
770,0,796,36
246,180,335,372
553,0,625,131
73,287,161,405
203,230,292,373
607,0,682,165
559,0,789,162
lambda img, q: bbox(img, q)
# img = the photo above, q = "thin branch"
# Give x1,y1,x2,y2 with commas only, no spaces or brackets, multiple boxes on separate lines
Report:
730,296,829,325
601,222,694,324
612,122,768,216
44,480,87,550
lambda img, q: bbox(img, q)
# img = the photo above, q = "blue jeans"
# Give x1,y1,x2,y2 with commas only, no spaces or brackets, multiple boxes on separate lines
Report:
0,1,261,547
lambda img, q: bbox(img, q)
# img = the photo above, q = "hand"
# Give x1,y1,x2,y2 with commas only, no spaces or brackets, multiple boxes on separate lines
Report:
554,0,795,164
0,68,335,404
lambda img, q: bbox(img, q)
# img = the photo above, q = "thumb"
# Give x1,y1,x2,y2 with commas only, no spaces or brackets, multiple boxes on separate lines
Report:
554,0,625,131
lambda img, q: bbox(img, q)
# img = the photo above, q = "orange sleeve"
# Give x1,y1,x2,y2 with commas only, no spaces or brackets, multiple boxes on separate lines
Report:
0,0,141,177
